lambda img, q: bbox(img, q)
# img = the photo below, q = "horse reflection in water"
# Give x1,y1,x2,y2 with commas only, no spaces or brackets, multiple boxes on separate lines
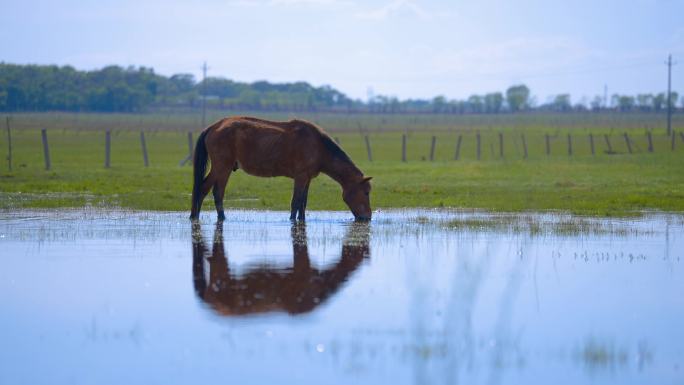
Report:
192,222,370,316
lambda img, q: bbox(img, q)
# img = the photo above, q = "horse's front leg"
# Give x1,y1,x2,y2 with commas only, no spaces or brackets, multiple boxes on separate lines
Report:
298,180,311,221
290,177,310,221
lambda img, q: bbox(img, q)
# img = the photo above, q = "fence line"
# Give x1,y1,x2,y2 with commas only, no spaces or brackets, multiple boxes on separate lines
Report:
545,134,550,156
179,132,194,166
3,127,684,172
104,130,111,168
624,133,632,154
429,136,436,161
364,135,372,162
41,129,50,170
401,134,407,162
454,135,462,160
6,117,12,171
140,131,149,167
604,134,613,154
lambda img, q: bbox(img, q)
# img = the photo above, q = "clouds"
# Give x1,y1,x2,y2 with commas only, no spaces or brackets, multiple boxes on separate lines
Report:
355,0,431,21
1,0,682,100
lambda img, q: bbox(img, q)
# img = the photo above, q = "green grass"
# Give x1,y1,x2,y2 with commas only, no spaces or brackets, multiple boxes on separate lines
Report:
1,112,683,216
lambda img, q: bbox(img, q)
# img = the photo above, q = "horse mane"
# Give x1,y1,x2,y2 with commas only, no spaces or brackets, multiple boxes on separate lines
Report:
319,132,354,164
285,119,349,162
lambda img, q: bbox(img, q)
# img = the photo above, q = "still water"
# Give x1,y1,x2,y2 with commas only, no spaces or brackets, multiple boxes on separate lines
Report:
0,209,682,385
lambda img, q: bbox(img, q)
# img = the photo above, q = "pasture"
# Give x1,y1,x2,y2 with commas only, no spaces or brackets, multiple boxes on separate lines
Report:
1,111,683,215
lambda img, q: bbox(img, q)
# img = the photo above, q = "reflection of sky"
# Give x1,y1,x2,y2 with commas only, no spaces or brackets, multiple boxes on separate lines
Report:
0,209,682,385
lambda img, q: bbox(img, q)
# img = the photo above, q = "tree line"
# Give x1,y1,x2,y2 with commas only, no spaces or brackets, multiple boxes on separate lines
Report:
0,63,681,113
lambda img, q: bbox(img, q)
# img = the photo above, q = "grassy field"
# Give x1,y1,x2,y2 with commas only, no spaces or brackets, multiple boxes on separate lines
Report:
1,112,683,216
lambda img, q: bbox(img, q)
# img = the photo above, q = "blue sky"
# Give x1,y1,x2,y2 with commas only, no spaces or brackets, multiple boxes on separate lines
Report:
1,0,683,103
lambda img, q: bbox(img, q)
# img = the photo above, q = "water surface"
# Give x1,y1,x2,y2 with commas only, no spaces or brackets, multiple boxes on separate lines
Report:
1,209,682,385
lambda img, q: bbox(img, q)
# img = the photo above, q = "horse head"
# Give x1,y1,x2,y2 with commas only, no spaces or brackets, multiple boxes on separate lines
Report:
343,176,372,221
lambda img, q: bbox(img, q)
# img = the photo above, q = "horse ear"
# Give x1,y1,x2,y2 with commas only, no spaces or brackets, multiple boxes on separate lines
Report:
361,176,373,184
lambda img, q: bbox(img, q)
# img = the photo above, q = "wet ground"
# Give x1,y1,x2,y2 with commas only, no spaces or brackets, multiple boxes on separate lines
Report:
0,209,683,385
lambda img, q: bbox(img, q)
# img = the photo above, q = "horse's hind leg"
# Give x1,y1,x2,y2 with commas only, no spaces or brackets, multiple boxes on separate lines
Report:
290,177,311,221
212,166,232,221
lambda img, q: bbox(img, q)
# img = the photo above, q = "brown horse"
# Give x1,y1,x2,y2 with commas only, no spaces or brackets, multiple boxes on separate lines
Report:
190,116,372,221
192,221,370,316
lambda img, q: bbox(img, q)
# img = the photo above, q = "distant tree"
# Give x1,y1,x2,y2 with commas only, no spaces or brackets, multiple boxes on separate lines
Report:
573,103,588,112
0,63,675,114
552,94,571,112
467,95,484,113
432,95,448,113
636,94,654,111
669,91,679,109
506,84,530,112
610,94,620,110
169,74,195,93
616,95,635,111
484,92,503,113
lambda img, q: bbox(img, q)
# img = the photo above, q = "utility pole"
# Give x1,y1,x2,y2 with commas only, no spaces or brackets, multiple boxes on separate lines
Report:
666,54,675,136
201,61,209,128
603,84,608,109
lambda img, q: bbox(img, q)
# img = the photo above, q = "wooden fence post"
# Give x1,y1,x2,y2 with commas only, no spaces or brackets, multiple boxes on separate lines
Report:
401,134,407,162
140,131,149,167
104,130,111,168
604,134,613,154
623,133,632,154
498,132,504,158
567,134,572,156
429,135,436,161
476,132,481,160
364,135,372,162
672,130,676,151
589,133,595,155
646,131,653,153
521,134,528,159
454,135,462,160
5,116,11,171
545,134,550,156
41,129,51,171
179,132,194,166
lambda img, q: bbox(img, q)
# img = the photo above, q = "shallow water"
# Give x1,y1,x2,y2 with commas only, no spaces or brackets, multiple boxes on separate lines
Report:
0,209,682,385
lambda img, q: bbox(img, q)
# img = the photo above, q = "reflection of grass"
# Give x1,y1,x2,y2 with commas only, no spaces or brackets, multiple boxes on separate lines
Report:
581,340,628,368
576,338,652,373
440,214,641,236
1,116,683,216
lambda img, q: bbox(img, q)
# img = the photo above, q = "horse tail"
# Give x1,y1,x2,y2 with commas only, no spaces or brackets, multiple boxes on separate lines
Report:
192,129,210,210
